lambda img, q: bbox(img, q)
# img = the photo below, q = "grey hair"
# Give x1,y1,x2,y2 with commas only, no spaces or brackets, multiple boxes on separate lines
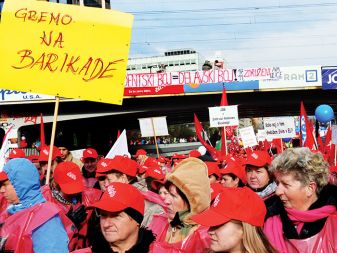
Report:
269,147,329,194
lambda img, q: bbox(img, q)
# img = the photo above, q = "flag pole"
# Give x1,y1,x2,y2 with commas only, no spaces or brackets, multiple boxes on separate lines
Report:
45,96,60,185
151,118,160,158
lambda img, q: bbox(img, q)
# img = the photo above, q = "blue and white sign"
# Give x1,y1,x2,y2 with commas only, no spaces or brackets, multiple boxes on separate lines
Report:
322,67,337,90
0,89,55,103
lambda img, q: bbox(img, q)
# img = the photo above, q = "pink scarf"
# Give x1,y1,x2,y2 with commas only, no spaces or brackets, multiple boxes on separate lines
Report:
264,205,336,253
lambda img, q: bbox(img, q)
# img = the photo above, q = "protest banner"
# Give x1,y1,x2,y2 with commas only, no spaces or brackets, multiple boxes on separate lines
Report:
209,105,239,128
239,126,258,148
264,117,296,139
0,0,133,105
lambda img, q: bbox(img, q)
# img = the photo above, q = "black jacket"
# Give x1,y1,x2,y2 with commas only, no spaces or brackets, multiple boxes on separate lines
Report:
91,227,155,253
267,184,337,239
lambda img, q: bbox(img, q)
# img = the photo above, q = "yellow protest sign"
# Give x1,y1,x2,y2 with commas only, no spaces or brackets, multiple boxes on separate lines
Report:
0,0,133,105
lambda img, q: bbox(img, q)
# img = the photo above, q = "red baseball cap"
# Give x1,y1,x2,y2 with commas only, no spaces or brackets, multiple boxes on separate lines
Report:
210,182,224,201
96,156,137,177
191,187,266,227
245,151,271,167
82,148,98,159
135,149,147,157
157,156,168,163
221,161,247,184
90,182,144,216
0,171,8,182
8,149,26,159
28,155,39,163
189,150,201,158
38,146,61,162
205,162,221,178
53,162,84,195
144,165,165,181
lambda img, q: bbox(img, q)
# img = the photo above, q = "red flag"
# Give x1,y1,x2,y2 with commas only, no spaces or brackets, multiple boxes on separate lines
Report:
324,127,332,154
300,101,317,150
40,113,45,148
117,130,121,139
272,138,282,154
220,88,228,106
220,89,228,155
194,113,219,158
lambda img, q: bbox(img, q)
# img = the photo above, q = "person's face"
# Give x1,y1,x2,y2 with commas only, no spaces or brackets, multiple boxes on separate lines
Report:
246,166,270,189
221,174,239,188
83,158,97,173
39,160,57,175
164,184,189,220
0,180,20,204
98,177,106,191
100,210,139,245
158,185,169,200
275,172,316,211
208,221,243,253
103,172,128,189
58,147,70,160
209,174,218,184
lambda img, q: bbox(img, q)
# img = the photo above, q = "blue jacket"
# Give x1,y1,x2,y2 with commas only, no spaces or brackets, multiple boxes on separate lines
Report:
4,158,69,253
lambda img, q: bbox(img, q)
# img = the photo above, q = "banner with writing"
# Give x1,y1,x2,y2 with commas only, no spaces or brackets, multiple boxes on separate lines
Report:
209,105,239,128
0,0,133,105
264,117,296,139
239,126,258,148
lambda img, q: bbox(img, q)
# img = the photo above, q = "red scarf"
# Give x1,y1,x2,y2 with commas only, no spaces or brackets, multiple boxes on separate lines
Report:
264,205,336,253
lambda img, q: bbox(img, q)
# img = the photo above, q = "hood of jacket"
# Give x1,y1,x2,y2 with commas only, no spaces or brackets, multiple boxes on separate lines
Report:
4,158,45,214
166,157,210,223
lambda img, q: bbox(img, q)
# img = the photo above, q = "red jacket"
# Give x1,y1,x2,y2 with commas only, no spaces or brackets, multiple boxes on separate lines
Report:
149,214,210,253
41,185,102,251
0,202,74,253
281,213,337,253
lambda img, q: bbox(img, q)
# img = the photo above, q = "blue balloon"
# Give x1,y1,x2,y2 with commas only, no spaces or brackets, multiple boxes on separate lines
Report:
315,104,335,123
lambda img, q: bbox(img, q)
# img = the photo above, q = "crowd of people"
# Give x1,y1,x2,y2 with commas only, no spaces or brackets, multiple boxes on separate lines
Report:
0,139,337,252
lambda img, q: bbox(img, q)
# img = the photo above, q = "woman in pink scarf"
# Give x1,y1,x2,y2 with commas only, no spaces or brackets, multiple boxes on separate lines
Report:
264,147,337,253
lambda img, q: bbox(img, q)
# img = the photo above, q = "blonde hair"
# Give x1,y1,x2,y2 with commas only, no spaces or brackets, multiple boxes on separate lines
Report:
269,147,329,194
242,222,277,253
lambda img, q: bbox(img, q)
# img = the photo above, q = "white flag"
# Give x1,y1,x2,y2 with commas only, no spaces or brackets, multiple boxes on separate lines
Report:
0,126,14,171
106,130,129,158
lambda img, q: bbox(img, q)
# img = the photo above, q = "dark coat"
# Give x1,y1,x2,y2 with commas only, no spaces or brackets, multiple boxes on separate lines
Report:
90,226,155,253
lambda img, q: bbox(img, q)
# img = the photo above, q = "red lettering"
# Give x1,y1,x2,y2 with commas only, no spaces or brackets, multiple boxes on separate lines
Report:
30,53,46,70
65,56,80,73
78,57,93,76
38,12,48,23
40,31,52,46
82,58,104,81
43,53,58,72
50,12,60,25
98,59,124,80
61,15,72,25
28,11,38,22
15,8,28,21
11,49,34,69
53,32,64,48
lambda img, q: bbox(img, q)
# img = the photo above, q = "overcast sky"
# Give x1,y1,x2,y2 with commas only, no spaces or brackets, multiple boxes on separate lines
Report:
111,0,337,68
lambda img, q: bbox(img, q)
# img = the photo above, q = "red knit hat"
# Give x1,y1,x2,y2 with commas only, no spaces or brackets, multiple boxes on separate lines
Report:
90,182,144,217
53,162,84,194
8,149,26,159
245,151,271,167
191,187,266,227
